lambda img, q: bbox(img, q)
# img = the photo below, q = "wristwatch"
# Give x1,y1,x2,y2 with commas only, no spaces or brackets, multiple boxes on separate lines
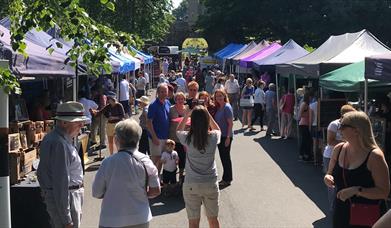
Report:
357,187,363,196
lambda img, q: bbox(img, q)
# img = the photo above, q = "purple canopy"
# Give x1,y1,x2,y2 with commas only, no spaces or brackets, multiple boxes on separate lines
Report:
0,25,74,76
240,43,282,68
365,53,391,82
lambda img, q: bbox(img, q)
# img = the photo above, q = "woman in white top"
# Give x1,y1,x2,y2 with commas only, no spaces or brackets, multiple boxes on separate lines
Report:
92,119,160,228
322,104,356,212
177,106,221,228
251,80,266,131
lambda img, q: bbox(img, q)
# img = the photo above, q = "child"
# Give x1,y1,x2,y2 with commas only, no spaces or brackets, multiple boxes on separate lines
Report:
160,139,179,195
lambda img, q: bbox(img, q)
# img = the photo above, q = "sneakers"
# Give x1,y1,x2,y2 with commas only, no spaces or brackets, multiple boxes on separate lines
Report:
218,180,231,187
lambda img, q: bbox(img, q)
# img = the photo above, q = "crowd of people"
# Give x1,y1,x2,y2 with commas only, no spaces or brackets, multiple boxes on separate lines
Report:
35,60,391,228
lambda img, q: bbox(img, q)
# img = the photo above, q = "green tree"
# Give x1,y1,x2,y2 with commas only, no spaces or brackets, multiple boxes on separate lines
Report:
0,0,138,93
80,0,175,43
172,0,189,21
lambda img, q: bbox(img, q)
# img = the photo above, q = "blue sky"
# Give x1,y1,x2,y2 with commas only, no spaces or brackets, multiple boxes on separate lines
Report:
172,0,182,9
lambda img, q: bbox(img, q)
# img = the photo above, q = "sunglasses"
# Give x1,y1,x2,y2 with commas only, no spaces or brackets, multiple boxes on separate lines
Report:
339,123,355,130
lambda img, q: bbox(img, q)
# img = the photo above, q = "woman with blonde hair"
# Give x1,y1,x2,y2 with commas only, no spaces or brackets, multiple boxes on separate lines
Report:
169,92,189,182
324,111,390,228
241,78,255,130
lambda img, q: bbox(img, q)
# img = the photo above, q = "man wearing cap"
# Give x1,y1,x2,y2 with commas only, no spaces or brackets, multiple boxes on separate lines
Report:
37,101,88,228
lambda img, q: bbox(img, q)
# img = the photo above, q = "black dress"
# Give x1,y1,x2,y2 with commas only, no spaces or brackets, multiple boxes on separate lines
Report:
333,150,386,228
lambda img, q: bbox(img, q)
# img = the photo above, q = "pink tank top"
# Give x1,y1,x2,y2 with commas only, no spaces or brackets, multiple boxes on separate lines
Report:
299,104,310,126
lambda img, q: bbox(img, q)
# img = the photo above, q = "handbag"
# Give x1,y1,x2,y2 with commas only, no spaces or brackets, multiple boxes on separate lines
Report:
342,151,381,226
240,97,254,107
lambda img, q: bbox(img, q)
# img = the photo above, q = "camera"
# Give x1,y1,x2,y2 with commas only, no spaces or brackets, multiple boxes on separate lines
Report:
197,99,205,105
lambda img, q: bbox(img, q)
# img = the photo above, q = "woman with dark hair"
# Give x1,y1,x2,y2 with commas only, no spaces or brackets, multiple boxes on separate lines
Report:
298,91,312,161
177,106,221,228
324,111,390,228
198,91,216,116
214,89,234,187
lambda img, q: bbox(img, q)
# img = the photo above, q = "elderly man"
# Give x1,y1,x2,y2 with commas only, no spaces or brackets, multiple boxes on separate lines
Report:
147,83,171,169
93,119,160,228
265,83,278,136
225,74,240,120
37,101,88,228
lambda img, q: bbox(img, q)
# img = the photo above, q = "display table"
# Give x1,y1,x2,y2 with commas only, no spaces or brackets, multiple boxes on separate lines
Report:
11,174,51,228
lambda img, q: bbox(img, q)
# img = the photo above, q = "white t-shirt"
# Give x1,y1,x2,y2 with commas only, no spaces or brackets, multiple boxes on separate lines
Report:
119,79,130,101
144,72,149,84
161,151,179,172
136,77,147,90
78,97,98,124
309,101,317,126
224,79,240,94
323,119,342,158
92,150,159,227
213,83,224,93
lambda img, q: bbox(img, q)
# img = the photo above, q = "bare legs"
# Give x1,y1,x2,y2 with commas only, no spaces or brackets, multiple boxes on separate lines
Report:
188,217,220,228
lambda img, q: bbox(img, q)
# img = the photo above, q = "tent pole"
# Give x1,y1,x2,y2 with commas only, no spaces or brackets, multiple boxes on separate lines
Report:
276,72,281,135
364,79,368,113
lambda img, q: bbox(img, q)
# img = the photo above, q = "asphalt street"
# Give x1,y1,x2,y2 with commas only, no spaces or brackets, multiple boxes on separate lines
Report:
81,114,332,228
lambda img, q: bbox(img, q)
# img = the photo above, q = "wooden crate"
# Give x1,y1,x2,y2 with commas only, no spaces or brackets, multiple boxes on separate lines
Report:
9,152,21,185
9,133,21,153
21,148,37,174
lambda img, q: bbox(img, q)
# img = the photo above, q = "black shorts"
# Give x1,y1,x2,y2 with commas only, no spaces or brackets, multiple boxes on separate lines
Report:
163,169,177,184
136,90,145,98
120,100,131,115
138,129,149,154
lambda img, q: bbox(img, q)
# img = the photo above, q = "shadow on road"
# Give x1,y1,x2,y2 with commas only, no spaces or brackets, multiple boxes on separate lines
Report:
149,194,185,216
253,136,332,228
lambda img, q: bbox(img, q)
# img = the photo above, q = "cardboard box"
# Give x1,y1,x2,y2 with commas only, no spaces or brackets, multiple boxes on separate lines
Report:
9,152,21,185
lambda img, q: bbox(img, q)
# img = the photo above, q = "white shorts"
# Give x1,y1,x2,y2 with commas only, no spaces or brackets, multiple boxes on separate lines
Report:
148,138,166,157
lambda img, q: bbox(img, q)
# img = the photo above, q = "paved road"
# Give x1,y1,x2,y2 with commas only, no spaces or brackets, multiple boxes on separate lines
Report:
81,116,331,228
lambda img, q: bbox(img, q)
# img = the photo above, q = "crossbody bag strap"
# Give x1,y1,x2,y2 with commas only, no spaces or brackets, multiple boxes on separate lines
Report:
121,150,149,191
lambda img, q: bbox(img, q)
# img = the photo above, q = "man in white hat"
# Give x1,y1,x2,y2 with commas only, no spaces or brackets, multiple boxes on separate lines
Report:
37,101,88,228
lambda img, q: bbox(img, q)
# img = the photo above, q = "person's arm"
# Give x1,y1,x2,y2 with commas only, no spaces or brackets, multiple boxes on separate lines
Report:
225,105,233,146
208,111,220,131
324,143,344,188
51,142,73,226
337,148,390,201
373,209,391,228
92,159,107,199
298,102,305,119
327,130,341,147
141,156,161,198
146,119,159,145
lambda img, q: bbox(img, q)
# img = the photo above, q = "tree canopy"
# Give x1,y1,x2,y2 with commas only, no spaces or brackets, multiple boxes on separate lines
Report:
198,0,391,51
0,0,175,93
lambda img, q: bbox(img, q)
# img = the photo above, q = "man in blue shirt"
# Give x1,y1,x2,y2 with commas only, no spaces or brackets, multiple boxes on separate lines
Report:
147,83,171,170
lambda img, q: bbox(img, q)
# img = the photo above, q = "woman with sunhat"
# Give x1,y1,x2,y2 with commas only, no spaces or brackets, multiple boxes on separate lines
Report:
92,91,125,155
137,95,150,155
